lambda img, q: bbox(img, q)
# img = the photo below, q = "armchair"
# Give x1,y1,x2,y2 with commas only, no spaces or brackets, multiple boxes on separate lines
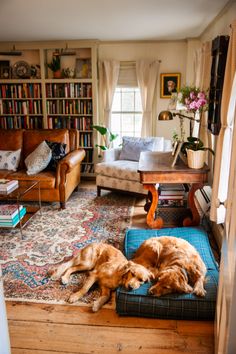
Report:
95,137,172,196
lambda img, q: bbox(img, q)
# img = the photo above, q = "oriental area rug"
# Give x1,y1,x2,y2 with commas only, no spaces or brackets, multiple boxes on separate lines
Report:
0,188,135,306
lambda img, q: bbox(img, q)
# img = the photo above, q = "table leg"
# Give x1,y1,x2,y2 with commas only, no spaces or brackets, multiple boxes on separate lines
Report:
143,184,163,229
183,183,203,226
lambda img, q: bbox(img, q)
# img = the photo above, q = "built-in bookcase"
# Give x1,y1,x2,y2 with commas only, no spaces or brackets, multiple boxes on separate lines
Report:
0,82,43,129
0,41,98,176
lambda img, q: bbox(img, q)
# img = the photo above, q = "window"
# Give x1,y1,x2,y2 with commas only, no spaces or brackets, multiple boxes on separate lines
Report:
111,87,142,146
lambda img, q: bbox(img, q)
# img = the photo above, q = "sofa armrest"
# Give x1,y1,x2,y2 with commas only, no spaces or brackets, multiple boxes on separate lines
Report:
59,149,85,173
102,148,121,162
55,149,85,187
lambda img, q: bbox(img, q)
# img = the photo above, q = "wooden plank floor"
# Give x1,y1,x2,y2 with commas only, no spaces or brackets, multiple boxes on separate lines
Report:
5,182,215,353
7,302,214,354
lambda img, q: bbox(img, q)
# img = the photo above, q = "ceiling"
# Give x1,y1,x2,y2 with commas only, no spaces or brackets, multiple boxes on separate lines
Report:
0,0,230,42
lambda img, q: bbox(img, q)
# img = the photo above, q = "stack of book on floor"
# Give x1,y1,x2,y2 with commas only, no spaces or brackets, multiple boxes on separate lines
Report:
157,184,191,226
0,204,26,227
158,183,188,208
0,179,19,194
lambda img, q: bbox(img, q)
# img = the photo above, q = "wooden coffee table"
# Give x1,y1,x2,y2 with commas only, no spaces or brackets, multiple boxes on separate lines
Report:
138,151,209,229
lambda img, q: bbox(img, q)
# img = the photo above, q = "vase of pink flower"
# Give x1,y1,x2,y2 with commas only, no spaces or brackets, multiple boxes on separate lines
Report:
177,86,208,113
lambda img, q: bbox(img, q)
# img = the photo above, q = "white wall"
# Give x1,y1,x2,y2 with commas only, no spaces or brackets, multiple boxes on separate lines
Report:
98,41,190,140
200,1,236,42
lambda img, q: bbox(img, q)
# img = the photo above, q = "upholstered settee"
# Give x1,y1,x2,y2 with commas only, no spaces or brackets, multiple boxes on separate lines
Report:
0,129,85,208
95,136,172,196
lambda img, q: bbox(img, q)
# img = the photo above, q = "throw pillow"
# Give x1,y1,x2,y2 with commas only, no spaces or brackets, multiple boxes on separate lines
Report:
119,136,155,161
46,140,67,171
0,149,21,171
25,141,52,175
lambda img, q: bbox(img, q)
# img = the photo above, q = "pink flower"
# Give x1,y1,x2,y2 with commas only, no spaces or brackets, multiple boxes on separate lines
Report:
197,92,206,99
189,101,198,110
190,91,196,100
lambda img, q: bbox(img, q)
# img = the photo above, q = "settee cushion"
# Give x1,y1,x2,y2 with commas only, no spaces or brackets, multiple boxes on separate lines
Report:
116,227,219,320
119,136,156,161
96,160,140,182
0,149,21,171
25,141,52,175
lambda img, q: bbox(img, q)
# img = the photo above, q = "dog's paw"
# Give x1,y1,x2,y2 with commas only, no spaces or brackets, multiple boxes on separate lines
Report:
148,285,158,296
61,275,69,285
68,293,79,303
92,302,101,312
194,287,206,297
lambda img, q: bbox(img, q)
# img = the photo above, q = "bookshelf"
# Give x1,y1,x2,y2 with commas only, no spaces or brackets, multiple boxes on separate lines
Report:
0,41,98,176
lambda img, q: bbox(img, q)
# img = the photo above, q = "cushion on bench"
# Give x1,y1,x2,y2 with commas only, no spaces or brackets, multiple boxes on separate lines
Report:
116,227,219,320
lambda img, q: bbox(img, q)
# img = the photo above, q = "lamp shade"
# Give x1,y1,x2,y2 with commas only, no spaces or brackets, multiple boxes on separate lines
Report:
158,110,173,121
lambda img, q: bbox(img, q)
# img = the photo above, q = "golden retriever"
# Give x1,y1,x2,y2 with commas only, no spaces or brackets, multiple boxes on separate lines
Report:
132,236,207,297
49,242,153,312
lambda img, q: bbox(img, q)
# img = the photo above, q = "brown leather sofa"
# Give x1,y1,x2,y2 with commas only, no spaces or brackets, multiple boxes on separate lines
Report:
0,129,85,208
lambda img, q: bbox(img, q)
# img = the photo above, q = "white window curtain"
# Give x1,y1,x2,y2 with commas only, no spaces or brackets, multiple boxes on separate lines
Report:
98,60,120,129
192,42,212,143
210,20,236,224
136,60,160,137
215,99,236,354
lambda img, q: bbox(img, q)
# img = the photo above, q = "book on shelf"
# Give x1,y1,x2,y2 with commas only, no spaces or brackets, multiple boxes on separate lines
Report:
0,207,26,227
0,179,18,192
0,204,24,219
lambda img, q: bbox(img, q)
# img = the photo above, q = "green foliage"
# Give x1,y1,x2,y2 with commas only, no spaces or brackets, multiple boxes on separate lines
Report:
47,55,61,72
181,137,215,156
92,125,119,152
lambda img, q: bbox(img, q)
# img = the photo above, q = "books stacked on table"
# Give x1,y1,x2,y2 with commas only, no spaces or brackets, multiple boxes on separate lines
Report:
158,183,188,208
0,204,26,227
0,179,19,194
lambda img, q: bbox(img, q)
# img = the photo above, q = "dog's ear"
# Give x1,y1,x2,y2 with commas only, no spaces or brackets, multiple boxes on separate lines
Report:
120,262,132,275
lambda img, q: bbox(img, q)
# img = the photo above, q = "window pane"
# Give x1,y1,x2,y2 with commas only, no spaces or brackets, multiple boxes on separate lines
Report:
111,113,121,132
122,91,134,111
121,114,134,133
111,87,142,140
134,114,142,133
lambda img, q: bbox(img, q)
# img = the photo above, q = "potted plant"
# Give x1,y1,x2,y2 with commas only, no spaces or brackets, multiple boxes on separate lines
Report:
47,55,61,78
92,125,118,157
181,137,214,169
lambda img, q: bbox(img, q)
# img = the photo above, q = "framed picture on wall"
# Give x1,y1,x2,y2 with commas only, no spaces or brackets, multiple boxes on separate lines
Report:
160,73,181,98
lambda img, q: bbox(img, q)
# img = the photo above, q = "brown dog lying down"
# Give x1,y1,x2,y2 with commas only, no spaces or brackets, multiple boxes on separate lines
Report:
132,236,207,297
49,242,153,312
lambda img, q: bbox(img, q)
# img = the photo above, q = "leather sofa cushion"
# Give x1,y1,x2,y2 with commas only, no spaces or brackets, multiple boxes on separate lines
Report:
10,170,56,189
23,129,70,161
0,130,24,151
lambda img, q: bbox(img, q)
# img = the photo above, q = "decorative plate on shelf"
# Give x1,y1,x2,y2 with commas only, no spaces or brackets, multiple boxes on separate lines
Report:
12,60,31,78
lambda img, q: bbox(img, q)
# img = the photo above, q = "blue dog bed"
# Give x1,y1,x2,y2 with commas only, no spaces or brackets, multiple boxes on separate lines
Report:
116,227,219,320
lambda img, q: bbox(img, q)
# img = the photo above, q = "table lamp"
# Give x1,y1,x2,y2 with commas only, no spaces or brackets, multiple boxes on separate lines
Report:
158,110,200,141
